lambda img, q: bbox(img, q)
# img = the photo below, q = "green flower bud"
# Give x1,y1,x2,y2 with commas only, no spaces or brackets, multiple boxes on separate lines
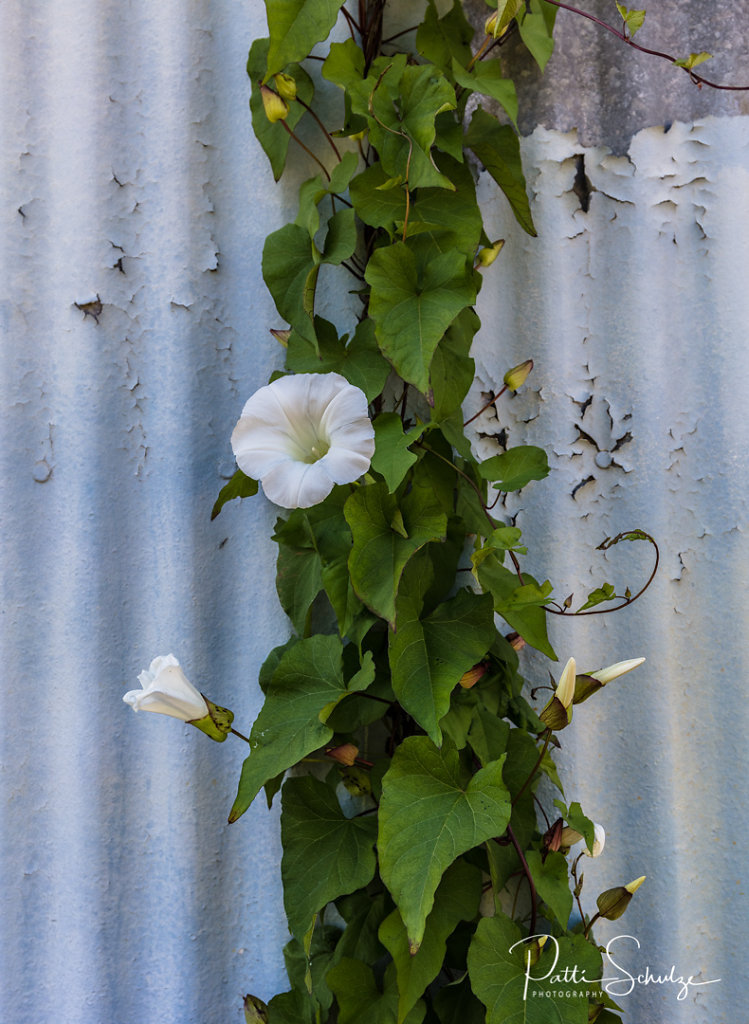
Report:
273,72,297,102
476,239,505,267
260,84,289,123
190,697,234,743
540,658,575,729
243,994,269,1023
596,875,645,920
270,328,291,348
503,359,534,391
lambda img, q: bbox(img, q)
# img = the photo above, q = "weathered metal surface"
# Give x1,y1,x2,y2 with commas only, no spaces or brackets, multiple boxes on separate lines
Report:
1,2,746,1022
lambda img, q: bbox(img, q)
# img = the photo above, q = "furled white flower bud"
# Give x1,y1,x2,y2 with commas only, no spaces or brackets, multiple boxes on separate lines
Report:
589,657,646,685
124,655,208,722
556,657,576,709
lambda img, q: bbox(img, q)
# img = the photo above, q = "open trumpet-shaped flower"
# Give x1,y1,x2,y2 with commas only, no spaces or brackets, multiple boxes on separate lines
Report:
231,372,375,509
123,654,208,721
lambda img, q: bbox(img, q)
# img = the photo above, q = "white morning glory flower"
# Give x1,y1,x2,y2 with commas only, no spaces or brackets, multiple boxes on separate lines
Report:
231,372,375,509
123,654,208,722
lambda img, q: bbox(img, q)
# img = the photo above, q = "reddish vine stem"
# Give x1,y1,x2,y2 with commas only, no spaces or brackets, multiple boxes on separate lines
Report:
341,4,362,40
230,727,250,743
571,852,587,927
464,383,508,427
548,532,660,618
506,824,538,934
294,95,343,160
543,0,749,91
280,121,331,181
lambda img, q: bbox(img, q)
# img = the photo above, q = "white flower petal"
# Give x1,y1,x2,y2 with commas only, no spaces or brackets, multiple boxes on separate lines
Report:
261,459,335,509
319,381,371,434
322,447,373,484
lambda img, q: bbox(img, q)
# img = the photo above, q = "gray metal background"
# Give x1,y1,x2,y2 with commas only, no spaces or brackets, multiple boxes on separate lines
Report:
1,1,746,1022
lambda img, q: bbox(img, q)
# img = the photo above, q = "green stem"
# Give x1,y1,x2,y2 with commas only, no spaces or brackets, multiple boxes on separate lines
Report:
230,727,250,743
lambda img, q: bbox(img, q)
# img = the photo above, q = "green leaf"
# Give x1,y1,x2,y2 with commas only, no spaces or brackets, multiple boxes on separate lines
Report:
366,64,458,191
345,481,447,625
350,162,407,232
266,0,346,76
281,775,378,936
478,445,550,492
267,989,316,1024
475,554,556,659
415,0,474,75
211,468,258,520
326,960,426,1024
451,59,518,127
371,414,425,492
229,637,374,821
378,736,511,951
283,926,341,1014
334,892,389,964
389,587,496,744
366,242,476,392
555,799,595,852
673,51,713,70
275,537,323,634
577,581,617,612
467,707,510,767
430,307,479,421
263,222,317,342
517,0,557,71
405,156,483,258
468,914,602,1023
433,977,486,1024
379,859,482,1024
615,4,645,37
465,108,535,236
525,850,573,928
274,491,362,636
285,317,391,402
248,39,314,181
323,37,365,90
323,207,357,264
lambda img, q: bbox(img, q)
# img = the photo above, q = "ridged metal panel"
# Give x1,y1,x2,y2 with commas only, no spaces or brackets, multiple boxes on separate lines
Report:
470,117,749,1024
1,2,746,1023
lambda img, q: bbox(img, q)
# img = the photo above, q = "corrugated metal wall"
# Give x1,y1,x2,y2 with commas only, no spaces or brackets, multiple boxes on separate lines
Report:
1,2,746,1022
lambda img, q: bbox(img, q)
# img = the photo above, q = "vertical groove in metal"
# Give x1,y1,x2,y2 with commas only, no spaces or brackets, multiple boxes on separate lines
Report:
1,2,745,1022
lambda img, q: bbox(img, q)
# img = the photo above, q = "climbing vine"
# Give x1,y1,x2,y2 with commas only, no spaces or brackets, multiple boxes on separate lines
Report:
123,1,749,1021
